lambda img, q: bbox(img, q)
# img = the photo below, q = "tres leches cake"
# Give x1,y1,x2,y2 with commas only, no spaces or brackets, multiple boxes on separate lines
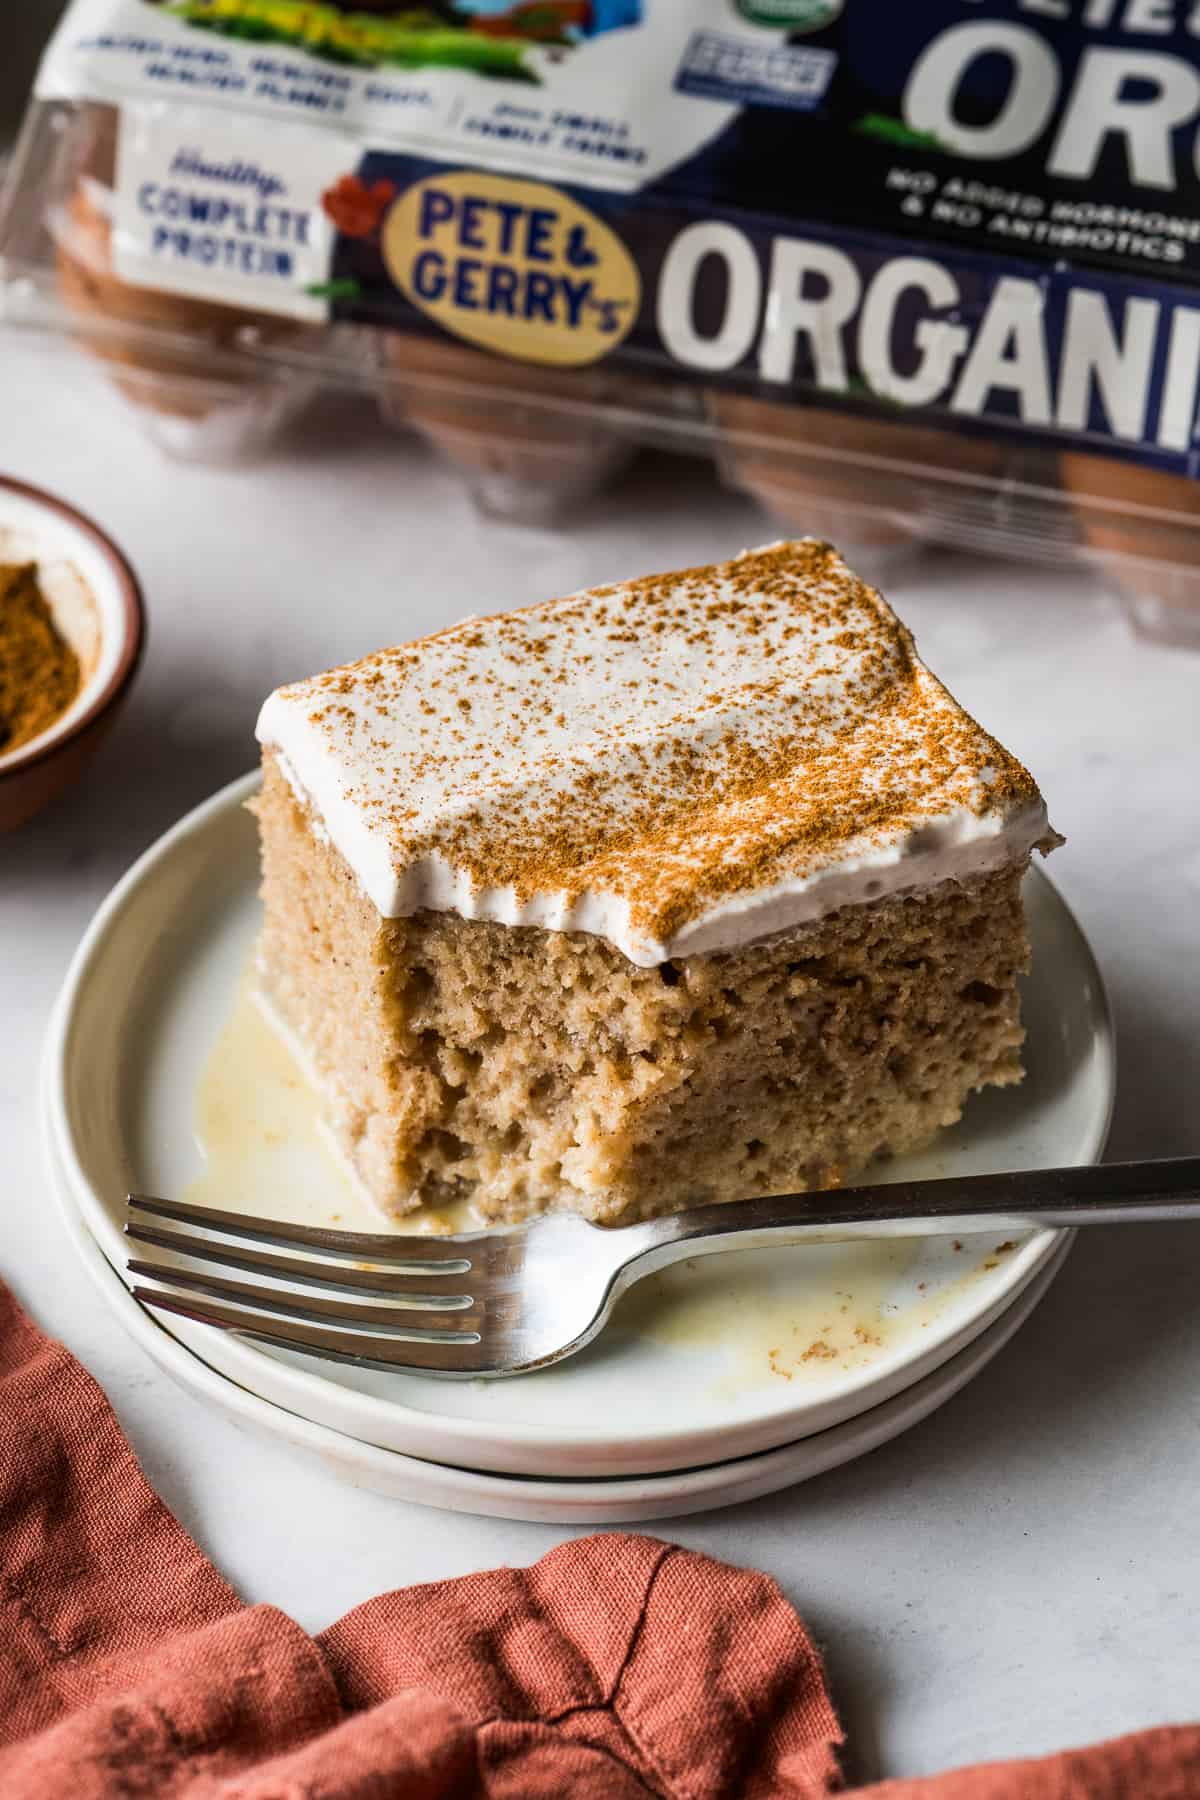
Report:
253,541,1057,1226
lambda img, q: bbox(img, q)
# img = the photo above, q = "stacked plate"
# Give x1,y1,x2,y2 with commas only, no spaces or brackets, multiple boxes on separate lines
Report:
43,776,1115,1523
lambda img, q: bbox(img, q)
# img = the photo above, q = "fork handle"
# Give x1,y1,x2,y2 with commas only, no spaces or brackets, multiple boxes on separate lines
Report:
626,1156,1200,1276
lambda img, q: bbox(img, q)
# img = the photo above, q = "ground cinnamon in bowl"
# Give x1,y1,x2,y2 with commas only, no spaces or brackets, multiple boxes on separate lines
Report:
0,563,82,755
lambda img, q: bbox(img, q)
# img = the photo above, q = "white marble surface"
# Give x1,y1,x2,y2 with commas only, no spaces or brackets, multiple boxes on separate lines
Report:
2,335,1199,1787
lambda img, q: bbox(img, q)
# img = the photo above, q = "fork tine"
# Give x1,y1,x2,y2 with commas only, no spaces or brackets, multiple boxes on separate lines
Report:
124,1223,477,1302
127,1194,478,1267
129,1261,484,1333
132,1285,489,1376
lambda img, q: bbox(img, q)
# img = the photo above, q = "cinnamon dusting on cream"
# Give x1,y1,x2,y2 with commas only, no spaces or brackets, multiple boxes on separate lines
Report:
257,541,1052,965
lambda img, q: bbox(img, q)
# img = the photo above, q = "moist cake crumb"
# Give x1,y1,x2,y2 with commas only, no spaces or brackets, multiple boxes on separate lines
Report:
252,541,1057,1224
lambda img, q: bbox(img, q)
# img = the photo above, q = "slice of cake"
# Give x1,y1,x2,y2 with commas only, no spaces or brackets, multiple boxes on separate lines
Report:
253,541,1057,1226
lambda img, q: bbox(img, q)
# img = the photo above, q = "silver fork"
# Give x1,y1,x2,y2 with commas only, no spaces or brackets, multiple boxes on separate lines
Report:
126,1157,1200,1379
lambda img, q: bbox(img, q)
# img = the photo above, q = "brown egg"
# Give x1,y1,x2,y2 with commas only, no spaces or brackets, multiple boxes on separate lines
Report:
55,110,303,424
1059,451,1200,643
76,101,119,186
710,390,1008,559
381,333,634,519
1059,450,1200,560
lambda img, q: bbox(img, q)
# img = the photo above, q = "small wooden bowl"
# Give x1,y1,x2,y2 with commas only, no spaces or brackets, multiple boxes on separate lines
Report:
0,476,145,831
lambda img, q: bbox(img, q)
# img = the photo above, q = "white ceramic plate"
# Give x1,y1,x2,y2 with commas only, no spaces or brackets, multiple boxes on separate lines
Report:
46,1116,1073,1523
45,773,1114,1480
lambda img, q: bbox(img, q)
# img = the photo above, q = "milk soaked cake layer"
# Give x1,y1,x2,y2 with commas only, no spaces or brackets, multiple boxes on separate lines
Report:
253,541,1056,1223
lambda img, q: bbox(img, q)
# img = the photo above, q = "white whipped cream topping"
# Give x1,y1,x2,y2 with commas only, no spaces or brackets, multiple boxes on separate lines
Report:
256,542,1052,967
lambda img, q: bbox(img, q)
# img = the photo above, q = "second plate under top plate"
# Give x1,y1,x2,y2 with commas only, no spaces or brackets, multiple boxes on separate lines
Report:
45,773,1114,1478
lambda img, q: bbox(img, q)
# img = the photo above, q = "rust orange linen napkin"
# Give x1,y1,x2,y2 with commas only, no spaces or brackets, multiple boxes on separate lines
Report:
2,1281,1196,1798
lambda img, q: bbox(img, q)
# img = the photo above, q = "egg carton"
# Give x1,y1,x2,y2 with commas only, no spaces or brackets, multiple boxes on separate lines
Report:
4,69,1200,651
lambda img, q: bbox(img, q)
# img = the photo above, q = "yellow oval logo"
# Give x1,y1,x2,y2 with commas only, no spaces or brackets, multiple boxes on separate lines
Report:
382,171,640,368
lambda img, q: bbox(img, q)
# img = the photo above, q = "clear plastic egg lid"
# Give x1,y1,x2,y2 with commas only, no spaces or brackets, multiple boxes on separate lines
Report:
5,0,1200,606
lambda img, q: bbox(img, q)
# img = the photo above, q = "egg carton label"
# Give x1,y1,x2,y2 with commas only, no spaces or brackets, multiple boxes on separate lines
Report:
112,107,344,322
28,0,1200,471
36,1,728,193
